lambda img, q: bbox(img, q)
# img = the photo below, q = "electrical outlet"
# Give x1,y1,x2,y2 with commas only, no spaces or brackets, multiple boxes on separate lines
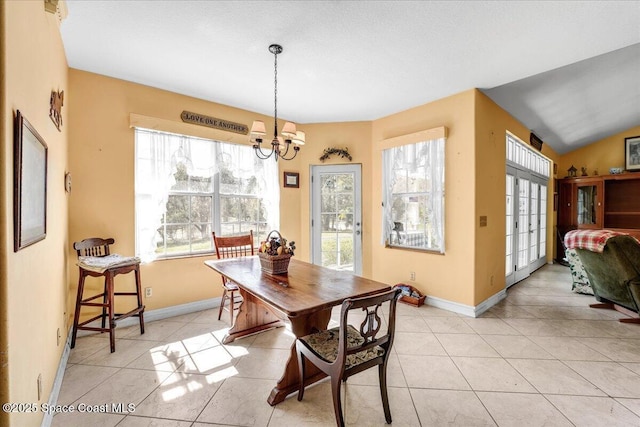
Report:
410,272,416,281
57,328,61,347
37,374,42,401
145,287,152,298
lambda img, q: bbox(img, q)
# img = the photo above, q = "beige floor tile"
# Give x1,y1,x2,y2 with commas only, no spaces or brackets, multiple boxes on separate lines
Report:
345,352,407,388
395,315,430,332
134,372,223,421
166,311,205,323
523,305,615,320
75,368,172,413
51,411,124,427
486,304,537,319
177,345,237,375
477,391,573,426
462,318,521,335
270,380,337,426
616,398,640,417
125,341,189,372
582,338,640,362
398,355,470,390
424,317,475,334
528,336,611,361
436,333,500,357
68,336,112,364
550,319,617,338
565,360,640,398
56,364,119,405
250,326,296,349
197,377,275,426
80,339,159,368
418,305,461,317
122,320,186,342
503,318,566,336
345,384,420,426
508,359,604,396
234,347,292,380
482,335,554,359
546,395,640,426
452,357,536,393
117,415,192,426
163,322,223,353
410,389,496,426
393,332,447,355
190,308,227,324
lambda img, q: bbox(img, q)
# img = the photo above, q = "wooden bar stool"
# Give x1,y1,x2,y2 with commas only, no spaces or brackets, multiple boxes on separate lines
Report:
71,237,145,353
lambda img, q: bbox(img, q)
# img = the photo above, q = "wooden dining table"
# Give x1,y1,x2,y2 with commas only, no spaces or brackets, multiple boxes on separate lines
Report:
204,256,391,405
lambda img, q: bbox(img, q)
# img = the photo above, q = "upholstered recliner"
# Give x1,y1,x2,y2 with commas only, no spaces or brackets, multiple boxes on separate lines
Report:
565,230,640,322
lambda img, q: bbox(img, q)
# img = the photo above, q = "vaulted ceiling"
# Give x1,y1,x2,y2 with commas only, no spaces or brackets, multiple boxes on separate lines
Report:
60,1,640,154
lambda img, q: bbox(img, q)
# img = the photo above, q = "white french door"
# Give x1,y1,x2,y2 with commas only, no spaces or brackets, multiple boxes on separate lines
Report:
311,164,362,275
506,166,548,287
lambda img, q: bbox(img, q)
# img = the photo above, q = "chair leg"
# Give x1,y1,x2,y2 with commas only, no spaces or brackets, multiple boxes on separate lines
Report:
331,375,345,427
134,266,145,334
106,274,116,353
296,346,306,401
70,273,86,349
101,276,108,331
218,287,228,321
378,362,392,424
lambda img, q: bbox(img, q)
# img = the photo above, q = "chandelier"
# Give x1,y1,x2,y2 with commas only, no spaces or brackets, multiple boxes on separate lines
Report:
250,44,305,161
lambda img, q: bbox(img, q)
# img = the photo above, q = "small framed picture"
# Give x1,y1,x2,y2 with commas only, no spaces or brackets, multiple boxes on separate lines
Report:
283,172,299,188
625,136,640,172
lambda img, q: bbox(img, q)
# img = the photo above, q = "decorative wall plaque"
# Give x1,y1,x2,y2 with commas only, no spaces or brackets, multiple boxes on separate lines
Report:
180,111,248,135
49,89,64,131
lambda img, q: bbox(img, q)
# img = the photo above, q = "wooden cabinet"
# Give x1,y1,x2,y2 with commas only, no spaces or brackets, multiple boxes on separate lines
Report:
556,173,640,261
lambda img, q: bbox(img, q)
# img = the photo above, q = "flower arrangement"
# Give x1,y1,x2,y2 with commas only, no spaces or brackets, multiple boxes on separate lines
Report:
258,230,296,274
319,147,352,162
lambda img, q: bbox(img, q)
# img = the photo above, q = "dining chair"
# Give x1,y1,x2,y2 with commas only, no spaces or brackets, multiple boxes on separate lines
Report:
295,287,402,426
212,230,254,324
71,237,145,353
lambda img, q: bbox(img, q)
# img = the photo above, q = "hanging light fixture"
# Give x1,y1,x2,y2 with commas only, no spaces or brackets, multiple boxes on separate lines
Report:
251,44,305,161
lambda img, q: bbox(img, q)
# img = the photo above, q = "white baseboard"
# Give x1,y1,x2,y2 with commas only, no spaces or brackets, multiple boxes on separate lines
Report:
41,329,73,427
76,297,221,338
426,289,506,318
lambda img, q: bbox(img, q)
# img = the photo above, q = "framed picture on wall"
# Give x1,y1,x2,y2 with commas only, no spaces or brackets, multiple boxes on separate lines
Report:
14,110,48,251
626,136,640,172
283,171,299,188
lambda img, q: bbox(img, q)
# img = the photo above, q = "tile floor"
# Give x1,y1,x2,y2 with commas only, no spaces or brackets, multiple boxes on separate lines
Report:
52,264,640,426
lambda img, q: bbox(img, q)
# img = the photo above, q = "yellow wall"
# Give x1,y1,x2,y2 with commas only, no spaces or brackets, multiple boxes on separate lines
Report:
1,2,69,426
558,126,640,177
370,90,477,305
475,91,560,303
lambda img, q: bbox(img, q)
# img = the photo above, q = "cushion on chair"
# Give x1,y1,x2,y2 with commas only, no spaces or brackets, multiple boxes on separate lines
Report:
299,325,384,368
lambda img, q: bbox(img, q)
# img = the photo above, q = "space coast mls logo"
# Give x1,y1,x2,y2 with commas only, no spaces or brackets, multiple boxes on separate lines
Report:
180,111,248,135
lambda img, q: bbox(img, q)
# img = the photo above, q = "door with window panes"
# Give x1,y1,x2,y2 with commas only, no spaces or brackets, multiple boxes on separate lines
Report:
505,134,550,287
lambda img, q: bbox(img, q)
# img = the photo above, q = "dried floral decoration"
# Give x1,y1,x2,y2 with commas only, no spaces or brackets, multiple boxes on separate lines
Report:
319,147,352,162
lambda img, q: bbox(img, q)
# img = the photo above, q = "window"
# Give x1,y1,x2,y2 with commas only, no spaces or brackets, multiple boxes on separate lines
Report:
382,137,445,253
135,128,279,261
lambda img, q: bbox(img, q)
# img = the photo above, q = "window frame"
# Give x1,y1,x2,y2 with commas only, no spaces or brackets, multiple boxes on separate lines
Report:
382,134,446,254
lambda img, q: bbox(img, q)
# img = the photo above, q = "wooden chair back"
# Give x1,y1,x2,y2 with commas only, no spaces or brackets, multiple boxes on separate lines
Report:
212,231,254,259
337,287,401,374
73,237,115,258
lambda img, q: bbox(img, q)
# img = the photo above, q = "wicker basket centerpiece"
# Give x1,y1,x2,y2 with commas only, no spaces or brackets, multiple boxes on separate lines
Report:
258,230,296,275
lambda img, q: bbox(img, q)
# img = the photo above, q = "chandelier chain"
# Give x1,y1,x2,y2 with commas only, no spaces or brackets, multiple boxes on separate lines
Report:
273,48,278,138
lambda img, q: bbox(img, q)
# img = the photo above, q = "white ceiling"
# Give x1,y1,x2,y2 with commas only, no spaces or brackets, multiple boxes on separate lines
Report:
60,1,640,154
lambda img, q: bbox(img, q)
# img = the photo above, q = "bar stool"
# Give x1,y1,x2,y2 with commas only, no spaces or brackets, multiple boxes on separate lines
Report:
71,237,145,353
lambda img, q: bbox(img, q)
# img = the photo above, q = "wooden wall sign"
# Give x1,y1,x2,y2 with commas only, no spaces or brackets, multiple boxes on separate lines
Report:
180,111,248,135
49,89,64,131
